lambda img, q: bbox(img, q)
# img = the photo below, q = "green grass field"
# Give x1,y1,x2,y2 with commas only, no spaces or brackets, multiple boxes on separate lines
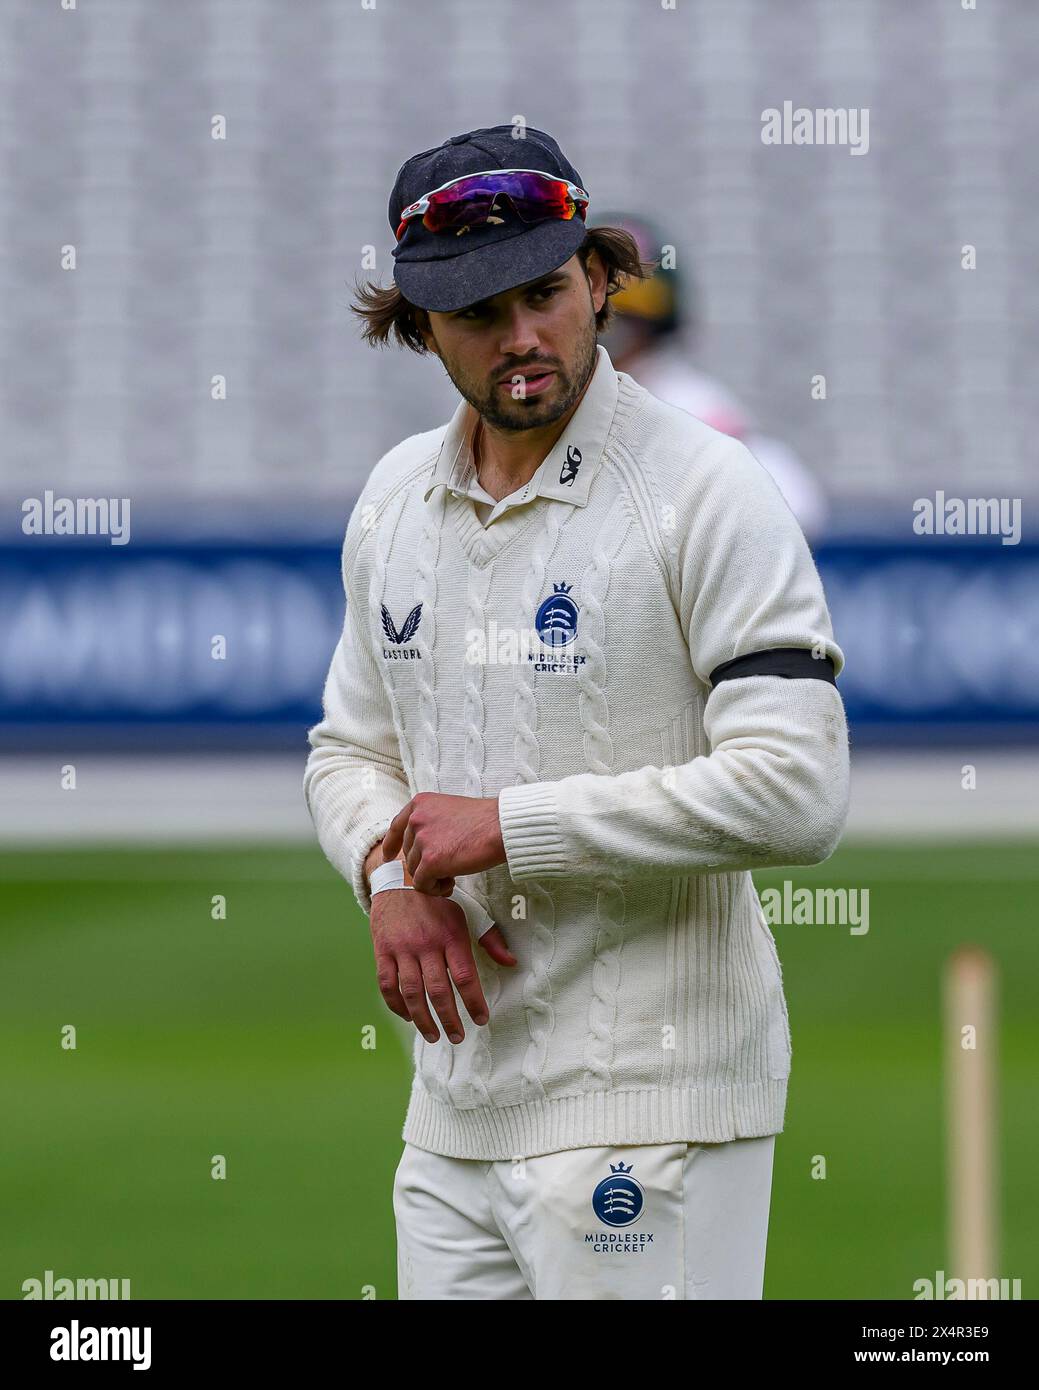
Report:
2,842,1035,1300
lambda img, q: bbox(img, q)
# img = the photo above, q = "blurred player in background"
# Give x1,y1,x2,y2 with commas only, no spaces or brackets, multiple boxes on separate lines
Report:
595,213,829,542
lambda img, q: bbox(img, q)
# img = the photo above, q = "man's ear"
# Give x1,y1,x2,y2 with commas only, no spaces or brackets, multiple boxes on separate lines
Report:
581,248,609,316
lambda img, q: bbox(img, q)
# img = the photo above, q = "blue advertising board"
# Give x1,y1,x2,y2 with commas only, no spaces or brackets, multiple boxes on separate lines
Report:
0,539,1035,747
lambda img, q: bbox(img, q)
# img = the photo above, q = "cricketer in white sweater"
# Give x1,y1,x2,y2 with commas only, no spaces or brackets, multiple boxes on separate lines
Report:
304,343,850,1161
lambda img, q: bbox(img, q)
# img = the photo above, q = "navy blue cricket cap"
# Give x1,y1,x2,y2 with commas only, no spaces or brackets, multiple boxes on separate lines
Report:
388,125,590,313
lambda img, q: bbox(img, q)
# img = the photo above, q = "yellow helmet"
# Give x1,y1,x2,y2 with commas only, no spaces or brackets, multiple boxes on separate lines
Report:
592,212,683,334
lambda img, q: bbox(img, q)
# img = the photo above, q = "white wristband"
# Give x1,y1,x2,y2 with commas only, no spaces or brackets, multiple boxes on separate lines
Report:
370,859,410,894
369,859,495,940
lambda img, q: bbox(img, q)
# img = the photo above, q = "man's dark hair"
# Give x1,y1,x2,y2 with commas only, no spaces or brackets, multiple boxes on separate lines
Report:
350,225,654,353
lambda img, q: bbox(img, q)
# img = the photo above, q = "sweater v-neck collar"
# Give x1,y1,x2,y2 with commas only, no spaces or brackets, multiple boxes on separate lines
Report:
444,487,541,567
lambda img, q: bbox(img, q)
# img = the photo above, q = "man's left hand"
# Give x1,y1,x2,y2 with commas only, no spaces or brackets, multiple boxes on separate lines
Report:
380,793,508,896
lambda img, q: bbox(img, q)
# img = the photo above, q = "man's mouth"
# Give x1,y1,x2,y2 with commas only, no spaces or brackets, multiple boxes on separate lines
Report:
497,368,556,397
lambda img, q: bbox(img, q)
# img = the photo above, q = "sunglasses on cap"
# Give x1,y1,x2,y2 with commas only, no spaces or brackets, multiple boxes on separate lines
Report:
395,168,590,242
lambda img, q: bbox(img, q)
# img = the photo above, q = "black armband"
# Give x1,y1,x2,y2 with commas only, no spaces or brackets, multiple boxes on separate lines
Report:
708,647,837,688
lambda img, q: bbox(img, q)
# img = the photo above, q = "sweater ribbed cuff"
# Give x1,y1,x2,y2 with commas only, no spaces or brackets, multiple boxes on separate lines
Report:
497,781,569,880
351,818,398,917
304,767,411,917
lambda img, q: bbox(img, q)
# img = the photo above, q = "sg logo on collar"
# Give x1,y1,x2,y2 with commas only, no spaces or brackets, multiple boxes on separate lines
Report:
559,444,581,487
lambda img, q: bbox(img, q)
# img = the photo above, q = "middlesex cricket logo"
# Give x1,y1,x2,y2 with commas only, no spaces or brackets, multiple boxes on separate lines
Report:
381,602,423,660
584,1160,657,1256
591,1162,645,1228
534,582,578,648
528,581,586,676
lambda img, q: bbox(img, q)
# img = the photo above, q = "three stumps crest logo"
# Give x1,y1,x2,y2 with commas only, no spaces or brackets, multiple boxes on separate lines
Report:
534,582,579,648
591,1162,645,1228
527,580,586,675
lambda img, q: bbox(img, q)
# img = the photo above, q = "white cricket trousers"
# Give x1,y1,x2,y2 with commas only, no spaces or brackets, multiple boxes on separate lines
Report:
393,1134,776,1300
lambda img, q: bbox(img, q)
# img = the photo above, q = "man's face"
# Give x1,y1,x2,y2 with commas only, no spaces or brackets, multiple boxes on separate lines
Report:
419,251,608,432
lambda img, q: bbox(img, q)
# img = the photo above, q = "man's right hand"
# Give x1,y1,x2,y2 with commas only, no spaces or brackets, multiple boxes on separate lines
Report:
369,875,517,1045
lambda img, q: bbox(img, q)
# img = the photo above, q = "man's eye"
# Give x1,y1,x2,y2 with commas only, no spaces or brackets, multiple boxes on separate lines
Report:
456,287,557,321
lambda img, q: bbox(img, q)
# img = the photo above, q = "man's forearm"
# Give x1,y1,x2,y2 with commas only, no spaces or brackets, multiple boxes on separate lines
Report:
497,678,850,883
363,841,383,891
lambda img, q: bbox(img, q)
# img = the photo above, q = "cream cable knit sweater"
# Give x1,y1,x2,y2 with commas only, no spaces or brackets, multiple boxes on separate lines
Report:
304,344,850,1160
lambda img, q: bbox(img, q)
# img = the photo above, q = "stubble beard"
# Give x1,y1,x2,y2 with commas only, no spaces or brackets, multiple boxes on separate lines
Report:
441,314,599,434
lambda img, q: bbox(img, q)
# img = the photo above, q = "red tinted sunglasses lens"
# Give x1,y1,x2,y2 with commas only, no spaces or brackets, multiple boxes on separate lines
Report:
404,173,582,238
423,188,498,232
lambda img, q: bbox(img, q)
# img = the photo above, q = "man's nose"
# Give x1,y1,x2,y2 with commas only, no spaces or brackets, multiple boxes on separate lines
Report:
496,302,541,358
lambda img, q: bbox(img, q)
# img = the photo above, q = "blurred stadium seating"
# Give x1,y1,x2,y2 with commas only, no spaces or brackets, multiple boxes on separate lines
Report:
1,0,1035,761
